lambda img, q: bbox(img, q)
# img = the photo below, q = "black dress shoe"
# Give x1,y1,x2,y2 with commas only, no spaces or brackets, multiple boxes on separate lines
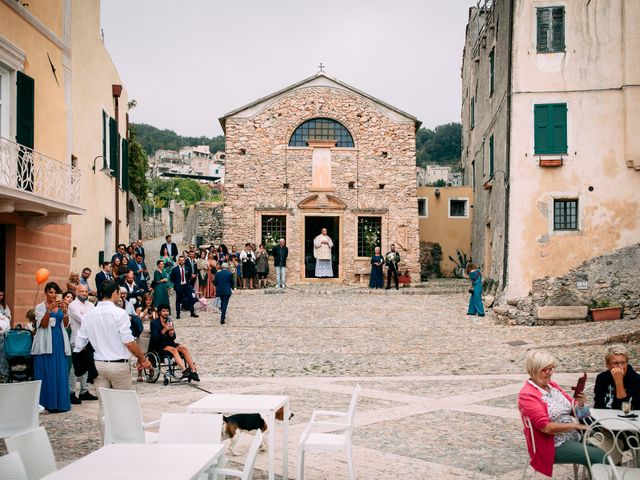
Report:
70,393,82,405
79,391,98,401
176,314,180,319
189,371,200,382
181,368,191,379
190,313,199,318
220,320,225,325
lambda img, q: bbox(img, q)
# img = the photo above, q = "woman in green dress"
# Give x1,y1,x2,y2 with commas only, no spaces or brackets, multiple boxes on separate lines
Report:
153,260,172,312
160,245,174,278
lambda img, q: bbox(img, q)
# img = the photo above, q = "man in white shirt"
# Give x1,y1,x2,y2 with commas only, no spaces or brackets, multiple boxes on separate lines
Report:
74,280,150,439
67,285,97,404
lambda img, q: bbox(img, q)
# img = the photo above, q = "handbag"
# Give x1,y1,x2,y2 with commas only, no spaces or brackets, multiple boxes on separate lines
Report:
5,326,33,359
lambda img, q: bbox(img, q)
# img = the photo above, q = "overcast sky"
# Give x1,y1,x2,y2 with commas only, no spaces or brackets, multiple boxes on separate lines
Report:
100,0,471,137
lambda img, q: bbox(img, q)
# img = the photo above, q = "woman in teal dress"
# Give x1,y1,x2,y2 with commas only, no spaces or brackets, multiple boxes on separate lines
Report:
466,263,485,316
153,260,172,312
369,246,384,289
160,245,174,278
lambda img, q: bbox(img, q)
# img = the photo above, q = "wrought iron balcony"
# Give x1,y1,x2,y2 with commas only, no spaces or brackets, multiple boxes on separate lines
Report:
0,137,83,219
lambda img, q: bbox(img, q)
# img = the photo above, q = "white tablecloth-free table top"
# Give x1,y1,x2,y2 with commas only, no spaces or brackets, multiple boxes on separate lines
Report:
187,394,290,480
41,443,225,480
591,408,640,431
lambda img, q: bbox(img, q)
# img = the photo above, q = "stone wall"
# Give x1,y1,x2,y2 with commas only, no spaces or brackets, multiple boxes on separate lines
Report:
127,195,144,243
141,200,186,240
223,83,419,285
495,243,640,325
183,201,224,247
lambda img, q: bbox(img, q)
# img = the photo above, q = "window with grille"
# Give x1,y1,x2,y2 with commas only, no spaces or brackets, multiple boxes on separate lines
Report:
449,199,468,218
357,216,381,257
554,199,578,230
261,215,286,250
289,118,354,148
537,6,565,53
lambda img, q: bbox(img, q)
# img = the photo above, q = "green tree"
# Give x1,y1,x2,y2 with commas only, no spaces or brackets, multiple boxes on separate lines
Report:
131,122,225,155
148,178,206,207
416,122,462,168
127,124,148,200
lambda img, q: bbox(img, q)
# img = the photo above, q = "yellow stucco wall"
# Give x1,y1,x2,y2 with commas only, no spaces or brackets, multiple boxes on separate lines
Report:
0,1,67,161
69,0,130,274
417,186,473,277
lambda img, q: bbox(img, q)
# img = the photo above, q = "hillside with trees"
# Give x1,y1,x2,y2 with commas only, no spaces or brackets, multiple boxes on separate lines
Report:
415,122,461,169
131,122,225,156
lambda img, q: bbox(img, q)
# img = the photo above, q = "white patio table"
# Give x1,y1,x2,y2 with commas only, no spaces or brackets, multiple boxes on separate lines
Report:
41,443,225,480
187,394,290,480
591,408,640,432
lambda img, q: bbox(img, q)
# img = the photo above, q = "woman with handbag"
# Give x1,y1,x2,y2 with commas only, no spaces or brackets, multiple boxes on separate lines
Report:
466,263,485,317
33,282,71,413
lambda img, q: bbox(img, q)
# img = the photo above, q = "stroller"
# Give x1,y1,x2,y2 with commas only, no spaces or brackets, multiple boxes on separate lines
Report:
4,325,33,382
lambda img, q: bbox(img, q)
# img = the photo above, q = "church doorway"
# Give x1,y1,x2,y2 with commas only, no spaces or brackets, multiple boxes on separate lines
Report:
304,216,340,279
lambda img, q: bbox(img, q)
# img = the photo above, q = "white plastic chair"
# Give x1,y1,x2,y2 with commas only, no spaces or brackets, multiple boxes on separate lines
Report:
100,388,160,445
5,426,57,480
297,384,361,480
0,380,41,438
158,412,222,444
210,430,262,480
0,451,29,480
583,418,640,480
520,411,580,479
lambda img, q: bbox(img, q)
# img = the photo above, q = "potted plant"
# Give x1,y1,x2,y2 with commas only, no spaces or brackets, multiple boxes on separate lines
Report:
589,299,623,321
398,268,411,286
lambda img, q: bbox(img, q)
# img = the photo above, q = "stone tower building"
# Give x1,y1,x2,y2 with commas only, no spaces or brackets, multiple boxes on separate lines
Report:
220,73,421,285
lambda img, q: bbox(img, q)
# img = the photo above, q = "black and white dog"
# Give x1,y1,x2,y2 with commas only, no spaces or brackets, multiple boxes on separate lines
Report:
222,407,293,454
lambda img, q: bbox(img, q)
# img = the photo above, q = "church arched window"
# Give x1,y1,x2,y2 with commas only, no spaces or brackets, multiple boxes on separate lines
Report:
288,118,354,148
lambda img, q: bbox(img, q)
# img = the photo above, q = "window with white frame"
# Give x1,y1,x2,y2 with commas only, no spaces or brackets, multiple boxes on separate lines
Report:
0,65,10,139
418,198,428,217
449,198,469,218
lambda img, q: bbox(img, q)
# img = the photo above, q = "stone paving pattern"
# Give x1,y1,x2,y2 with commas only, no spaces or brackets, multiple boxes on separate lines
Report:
3,279,638,479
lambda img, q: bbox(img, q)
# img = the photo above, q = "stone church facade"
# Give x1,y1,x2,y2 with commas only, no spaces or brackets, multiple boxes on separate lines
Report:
220,73,421,284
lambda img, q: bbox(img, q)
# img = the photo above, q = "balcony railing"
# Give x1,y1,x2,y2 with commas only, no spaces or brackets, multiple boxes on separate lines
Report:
0,137,81,207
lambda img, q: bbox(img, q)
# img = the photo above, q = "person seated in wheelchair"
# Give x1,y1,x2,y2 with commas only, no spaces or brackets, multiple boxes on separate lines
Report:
149,304,200,381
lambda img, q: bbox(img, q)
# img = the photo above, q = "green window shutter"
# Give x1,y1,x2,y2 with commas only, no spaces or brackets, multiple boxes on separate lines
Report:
16,71,35,149
489,135,494,176
534,105,550,154
551,7,565,52
102,111,107,168
551,103,567,153
109,117,117,177
489,48,495,95
537,8,550,53
122,138,129,191
470,97,475,129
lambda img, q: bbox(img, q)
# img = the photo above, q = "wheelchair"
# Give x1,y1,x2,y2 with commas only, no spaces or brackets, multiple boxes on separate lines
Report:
142,349,192,386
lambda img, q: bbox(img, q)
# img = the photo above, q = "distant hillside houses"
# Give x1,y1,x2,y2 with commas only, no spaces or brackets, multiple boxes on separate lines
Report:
416,165,462,186
148,145,225,184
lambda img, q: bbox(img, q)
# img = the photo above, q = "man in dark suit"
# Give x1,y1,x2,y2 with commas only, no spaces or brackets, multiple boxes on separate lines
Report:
95,262,113,297
111,244,126,263
122,271,145,305
213,262,234,325
135,239,145,261
127,253,149,292
169,255,198,319
186,250,197,288
161,235,179,261
271,238,289,288
385,244,401,290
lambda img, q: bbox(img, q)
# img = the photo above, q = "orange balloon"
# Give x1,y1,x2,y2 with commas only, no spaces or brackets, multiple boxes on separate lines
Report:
35,268,49,285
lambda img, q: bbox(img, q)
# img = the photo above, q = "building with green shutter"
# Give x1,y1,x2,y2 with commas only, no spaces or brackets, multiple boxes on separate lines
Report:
461,0,640,303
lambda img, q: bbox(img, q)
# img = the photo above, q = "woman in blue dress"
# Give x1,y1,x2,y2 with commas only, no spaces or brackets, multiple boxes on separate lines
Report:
369,247,384,289
466,263,485,316
153,260,172,311
32,282,71,413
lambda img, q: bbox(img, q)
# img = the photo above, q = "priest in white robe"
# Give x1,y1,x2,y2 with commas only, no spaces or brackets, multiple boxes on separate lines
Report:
313,228,334,277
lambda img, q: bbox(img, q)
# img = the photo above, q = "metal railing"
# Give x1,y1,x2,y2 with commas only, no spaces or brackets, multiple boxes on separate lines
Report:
0,136,81,206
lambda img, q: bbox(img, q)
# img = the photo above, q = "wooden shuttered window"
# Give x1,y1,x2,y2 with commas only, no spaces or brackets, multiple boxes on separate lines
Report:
489,135,494,177
534,104,567,155
121,138,129,191
489,48,495,95
537,7,565,53
16,71,35,149
102,110,108,169
109,116,118,178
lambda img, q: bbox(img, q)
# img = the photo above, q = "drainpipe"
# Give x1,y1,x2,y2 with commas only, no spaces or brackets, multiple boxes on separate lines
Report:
502,0,514,295
113,84,122,246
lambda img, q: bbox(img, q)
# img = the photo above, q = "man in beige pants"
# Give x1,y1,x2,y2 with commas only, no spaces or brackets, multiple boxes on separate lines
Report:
74,280,151,439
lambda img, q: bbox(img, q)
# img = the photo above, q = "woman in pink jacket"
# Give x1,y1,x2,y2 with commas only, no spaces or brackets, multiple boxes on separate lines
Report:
518,350,605,477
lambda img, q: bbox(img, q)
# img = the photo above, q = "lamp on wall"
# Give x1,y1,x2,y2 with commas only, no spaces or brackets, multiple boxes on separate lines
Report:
92,155,113,174
483,169,508,190
434,188,441,198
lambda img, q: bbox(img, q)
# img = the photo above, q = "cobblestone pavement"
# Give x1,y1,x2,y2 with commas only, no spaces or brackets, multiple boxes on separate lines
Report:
5,242,638,478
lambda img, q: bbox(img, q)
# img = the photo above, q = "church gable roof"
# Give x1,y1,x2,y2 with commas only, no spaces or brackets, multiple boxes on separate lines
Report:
219,73,421,132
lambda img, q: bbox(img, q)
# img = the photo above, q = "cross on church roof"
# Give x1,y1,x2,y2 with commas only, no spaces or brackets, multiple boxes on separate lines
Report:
317,62,325,74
